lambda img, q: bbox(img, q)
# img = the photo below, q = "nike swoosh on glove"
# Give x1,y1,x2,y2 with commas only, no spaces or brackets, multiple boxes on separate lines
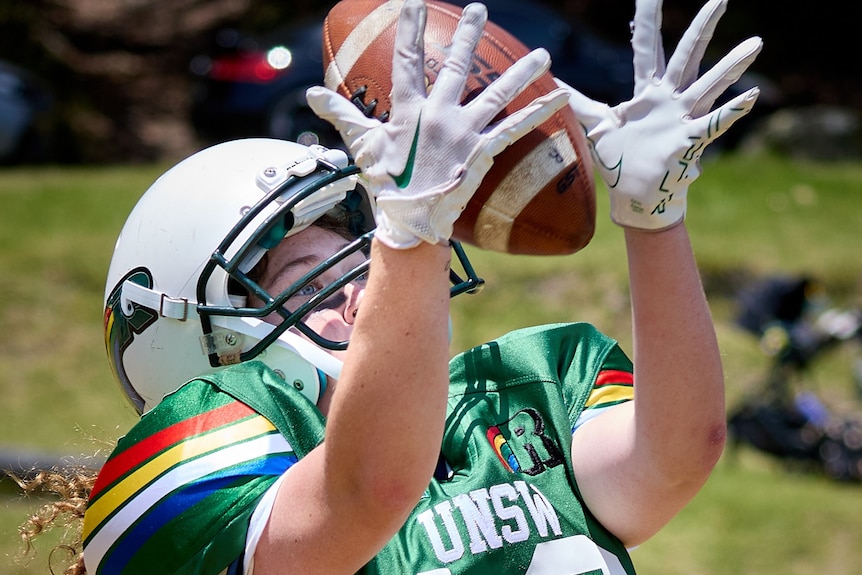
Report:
559,0,762,231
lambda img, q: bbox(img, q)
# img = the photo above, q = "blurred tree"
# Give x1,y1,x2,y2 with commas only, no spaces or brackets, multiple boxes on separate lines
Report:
46,0,261,162
0,0,856,163
2,0,260,162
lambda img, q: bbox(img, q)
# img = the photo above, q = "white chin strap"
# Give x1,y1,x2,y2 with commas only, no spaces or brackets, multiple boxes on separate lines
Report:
277,329,344,381
121,280,345,382
221,316,344,382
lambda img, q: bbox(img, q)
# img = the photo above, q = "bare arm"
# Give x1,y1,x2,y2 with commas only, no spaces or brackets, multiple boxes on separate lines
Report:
570,224,725,546
562,0,761,546
255,240,452,574
254,0,565,569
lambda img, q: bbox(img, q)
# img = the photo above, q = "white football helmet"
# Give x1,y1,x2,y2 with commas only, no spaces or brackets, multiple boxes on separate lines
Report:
104,138,482,414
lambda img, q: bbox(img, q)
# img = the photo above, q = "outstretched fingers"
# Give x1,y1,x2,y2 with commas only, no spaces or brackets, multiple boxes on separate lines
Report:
466,48,552,129
483,88,569,157
390,0,431,107
689,86,760,144
632,0,666,94
685,36,763,118
306,86,381,151
555,78,613,135
430,2,488,105
665,0,727,93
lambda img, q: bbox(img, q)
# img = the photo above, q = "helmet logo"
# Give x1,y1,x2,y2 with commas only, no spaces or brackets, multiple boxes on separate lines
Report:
104,268,158,412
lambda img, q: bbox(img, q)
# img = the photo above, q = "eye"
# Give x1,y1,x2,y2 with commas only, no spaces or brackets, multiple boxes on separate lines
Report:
296,283,318,297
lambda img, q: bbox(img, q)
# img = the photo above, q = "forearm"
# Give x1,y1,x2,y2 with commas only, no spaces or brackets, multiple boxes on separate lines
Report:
625,224,726,476
326,239,452,510
564,0,760,548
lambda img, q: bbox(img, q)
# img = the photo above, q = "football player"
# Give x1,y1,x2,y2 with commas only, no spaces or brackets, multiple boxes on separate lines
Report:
29,0,762,573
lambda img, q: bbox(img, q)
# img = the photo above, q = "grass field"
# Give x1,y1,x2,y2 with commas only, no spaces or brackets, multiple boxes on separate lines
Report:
2,152,862,574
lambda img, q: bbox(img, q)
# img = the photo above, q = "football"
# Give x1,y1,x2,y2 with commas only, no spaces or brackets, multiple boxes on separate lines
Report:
322,0,596,256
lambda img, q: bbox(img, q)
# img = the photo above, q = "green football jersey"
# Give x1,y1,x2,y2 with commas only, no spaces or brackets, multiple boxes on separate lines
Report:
84,322,635,574
82,362,325,574
362,322,636,575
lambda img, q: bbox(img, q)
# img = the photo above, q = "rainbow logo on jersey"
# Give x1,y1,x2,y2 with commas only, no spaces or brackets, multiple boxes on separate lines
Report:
485,408,565,476
486,425,521,472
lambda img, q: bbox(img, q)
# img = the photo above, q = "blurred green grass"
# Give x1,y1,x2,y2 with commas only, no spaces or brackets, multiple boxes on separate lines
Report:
3,153,862,574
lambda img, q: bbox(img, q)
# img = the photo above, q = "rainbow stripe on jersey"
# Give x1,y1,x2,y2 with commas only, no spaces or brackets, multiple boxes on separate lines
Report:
83,378,297,574
572,369,635,432
584,369,634,410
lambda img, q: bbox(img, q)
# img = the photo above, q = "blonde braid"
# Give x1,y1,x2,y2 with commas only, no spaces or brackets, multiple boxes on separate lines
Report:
13,466,98,575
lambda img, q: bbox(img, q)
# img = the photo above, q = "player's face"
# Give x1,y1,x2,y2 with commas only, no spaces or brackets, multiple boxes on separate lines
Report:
254,224,368,357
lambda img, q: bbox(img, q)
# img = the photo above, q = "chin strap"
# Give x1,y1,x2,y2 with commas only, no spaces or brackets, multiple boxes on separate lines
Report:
121,280,344,392
277,329,344,382
121,279,190,320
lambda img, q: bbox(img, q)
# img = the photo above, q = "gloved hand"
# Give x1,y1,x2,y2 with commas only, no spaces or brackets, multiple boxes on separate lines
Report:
560,0,762,231
307,0,569,249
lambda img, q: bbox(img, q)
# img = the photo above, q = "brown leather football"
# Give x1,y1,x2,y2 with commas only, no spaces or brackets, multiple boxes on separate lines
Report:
322,0,595,255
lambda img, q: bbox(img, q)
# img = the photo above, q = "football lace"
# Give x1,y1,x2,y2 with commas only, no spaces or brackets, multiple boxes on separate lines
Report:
349,85,391,122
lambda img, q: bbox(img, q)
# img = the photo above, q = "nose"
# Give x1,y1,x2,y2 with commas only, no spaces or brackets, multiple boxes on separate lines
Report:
342,280,365,325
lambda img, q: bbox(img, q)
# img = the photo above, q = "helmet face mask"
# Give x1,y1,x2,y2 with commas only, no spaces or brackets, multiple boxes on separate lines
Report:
204,226,374,356
104,139,483,415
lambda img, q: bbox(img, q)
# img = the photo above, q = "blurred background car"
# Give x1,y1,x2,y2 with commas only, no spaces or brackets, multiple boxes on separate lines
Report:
189,0,780,150
0,59,53,164
189,14,340,149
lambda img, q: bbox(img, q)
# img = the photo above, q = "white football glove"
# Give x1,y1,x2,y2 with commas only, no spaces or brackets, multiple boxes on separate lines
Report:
307,0,569,249
560,0,763,231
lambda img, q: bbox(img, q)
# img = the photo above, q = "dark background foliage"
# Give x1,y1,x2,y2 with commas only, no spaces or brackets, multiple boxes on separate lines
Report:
0,0,854,163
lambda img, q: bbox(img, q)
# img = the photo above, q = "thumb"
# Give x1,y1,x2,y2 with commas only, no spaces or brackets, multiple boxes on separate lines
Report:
553,77,610,134
306,86,380,149
484,88,570,157
694,86,760,145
